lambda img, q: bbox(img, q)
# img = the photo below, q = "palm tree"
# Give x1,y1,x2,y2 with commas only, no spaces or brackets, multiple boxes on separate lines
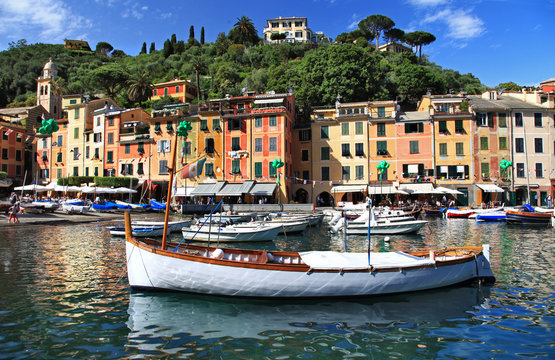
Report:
127,71,153,105
191,56,208,102
232,16,258,46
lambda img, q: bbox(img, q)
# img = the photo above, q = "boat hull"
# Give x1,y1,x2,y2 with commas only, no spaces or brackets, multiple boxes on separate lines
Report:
346,220,427,235
505,211,551,225
182,224,282,242
126,241,494,298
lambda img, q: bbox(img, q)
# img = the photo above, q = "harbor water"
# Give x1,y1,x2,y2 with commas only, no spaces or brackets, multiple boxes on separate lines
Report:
0,215,553,359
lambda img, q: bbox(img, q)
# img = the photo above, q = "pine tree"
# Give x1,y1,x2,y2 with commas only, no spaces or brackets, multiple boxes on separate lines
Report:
171,34,177,46
201,27,205,44
149,42,155,53
140,42,147,54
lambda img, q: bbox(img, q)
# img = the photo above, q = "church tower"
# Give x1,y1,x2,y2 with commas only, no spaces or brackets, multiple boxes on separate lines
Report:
36,58,62,119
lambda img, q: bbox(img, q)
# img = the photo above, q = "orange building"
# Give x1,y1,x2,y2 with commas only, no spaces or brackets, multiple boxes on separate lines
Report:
151,79,197,104
395,111,434,190
0,121,27,184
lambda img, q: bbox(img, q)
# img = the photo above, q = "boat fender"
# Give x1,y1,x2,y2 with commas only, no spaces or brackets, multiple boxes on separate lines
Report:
384,236,390,242
429,250,435,262
330,218,344,233
210,248,225,259
329,213,341,226
266,252,274,263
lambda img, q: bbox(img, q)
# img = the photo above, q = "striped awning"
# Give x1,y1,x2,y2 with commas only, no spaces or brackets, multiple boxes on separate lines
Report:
190,181,226,196
249,183,277,196
216,181,255,196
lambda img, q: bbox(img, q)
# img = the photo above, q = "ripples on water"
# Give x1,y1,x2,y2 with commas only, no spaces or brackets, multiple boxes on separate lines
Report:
0,216,553,359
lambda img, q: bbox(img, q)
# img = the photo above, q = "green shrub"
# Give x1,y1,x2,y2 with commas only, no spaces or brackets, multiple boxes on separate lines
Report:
0,171,7,180
94,176,138,188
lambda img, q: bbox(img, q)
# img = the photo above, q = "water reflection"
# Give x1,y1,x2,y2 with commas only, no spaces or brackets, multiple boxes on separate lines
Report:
126,285,491,354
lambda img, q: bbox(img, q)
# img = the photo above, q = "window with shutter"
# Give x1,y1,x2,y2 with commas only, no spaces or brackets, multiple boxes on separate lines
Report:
231,160,240,174
341,123,349,135
320,126,329,139
355,143,364,156
410,141,419,154
269,161,276,177
355,122,363,134
321,147,330,160
255,162,263,177
356,165,364,179
480,137,488,150
377,123,385,136
456,142,464,155
342,166,350,180
341,144,350,157
439,143,447,156
377,141,387,155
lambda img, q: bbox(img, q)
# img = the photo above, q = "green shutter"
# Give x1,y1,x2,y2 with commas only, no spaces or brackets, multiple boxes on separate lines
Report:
341,122,349,135
480,137,488,150
439,143,447,156
377,141,387,154
377,107,385,118
232,160,240,174
439,121,447,132
269,161,276,177
355,121,363,134
456,143,464,155
418,122,423,132
255,162,262,177
481,163,490,178
499,137,507,150
321,126,329,139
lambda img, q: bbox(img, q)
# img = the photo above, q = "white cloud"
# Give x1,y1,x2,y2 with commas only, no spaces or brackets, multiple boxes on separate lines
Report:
0,0,91,42
407,0,449,6
121,2,148,20
347,13,362,30
423,9,485,40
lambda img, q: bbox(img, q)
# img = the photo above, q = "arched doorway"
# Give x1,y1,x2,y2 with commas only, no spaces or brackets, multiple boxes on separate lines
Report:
294,188,309,203
316,191,334,207
340,192,365,204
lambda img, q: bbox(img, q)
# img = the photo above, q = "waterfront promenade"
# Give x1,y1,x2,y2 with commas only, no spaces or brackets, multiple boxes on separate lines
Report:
0,210,123,227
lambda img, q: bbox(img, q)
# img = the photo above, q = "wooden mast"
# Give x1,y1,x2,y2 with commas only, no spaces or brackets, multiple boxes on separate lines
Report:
161,130,179,250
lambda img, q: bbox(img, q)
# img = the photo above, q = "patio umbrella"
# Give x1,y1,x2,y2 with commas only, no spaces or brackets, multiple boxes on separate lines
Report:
435,186,463,195
14,184,48,192
115,187,137,194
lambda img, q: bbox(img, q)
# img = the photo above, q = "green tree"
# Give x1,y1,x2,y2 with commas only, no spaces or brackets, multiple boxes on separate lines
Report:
171,33,177,46
111,49,126,58
230,16,259,46
95,41,114,57
162,39,174,58
149,42,156,53
201,27,205,44
394,62,443,108
212,62,241,97
8,39,28,49
175,40,186,54
86,64,128,98
127,70,153,104
358,15,395,48
383,28,405,44
189,26,195,42
404,31,436,62
140,42,147,54
496,81,522,92
214,32,230,55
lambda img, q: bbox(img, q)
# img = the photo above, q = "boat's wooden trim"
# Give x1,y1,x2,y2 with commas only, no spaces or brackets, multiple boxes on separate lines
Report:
505,211,551,218
126,235,482,274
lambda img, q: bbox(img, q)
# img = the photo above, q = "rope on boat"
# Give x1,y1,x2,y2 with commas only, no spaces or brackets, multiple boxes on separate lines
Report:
173,199,224,252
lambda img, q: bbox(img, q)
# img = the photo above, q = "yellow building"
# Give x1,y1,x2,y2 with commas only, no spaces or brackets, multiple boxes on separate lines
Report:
367,101,398,190
263,16,313,44
418,94,474,206
65,99,117,178
151,79,197,104
290,125,312,203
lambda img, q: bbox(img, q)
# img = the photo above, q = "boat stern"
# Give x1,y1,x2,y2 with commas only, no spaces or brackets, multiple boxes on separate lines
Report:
477,244,496,284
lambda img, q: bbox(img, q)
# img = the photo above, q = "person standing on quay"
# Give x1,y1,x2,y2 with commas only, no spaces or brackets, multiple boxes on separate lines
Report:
8,197,20,223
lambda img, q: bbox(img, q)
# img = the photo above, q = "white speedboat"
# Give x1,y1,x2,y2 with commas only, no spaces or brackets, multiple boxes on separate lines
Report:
109,226,169,237
182,223,282,242
133,220,191,233
62,202,90,214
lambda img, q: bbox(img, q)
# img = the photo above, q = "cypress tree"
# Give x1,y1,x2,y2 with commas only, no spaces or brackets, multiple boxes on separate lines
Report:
171,33,177,45
140,42,146,54
201,27,205,44
189,26,195,41
149,42,155,53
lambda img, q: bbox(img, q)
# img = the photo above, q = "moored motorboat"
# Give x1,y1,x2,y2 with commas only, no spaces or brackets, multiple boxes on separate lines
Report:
133,220,191,233
181,223,282,242
505,204,552,225
445,208,475,218
109,225,169,237
32,200,59,212
475,211,506,222
346,218,428,235
423,207,445,216
62,201,90,214
126,209,494,298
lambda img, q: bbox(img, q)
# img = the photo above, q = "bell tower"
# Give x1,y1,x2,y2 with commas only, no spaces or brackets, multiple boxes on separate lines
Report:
37,58,62,119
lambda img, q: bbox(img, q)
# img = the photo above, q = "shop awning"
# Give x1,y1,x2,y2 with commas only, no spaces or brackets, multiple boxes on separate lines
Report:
476,184,504,193
174,187,196,197
367,185,407,195
254,98,284,105
331,185,367,193
190,181,226,196
399,183,435,194
249,183,277,196
217,181,255,196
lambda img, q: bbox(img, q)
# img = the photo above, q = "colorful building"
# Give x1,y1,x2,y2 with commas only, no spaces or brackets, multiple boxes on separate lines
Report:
418,94,474,205
151,79,197,104
0,121,27,186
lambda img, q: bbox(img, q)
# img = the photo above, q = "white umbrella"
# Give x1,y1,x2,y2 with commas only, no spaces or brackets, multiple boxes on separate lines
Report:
14,184,48,191
96,187,117,194
435,186,463,195
80,186,98,194
115,187,137,194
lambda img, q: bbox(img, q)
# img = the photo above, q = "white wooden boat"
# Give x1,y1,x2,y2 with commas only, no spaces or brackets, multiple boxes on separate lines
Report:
32,201,59,212
181,223,282,242
307,213,325,226
62,202,90,214
133,220,191,233
126,214,495,297
109,226,169,237
235,219,309,235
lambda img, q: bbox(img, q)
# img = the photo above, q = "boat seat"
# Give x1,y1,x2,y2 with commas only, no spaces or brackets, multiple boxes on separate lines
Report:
210,248,225,259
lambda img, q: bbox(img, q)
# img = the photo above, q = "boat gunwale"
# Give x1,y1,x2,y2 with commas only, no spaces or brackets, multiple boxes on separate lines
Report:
127,237,483,273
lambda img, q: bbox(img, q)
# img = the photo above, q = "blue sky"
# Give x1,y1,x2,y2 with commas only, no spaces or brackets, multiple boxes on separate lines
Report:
0,0,553,88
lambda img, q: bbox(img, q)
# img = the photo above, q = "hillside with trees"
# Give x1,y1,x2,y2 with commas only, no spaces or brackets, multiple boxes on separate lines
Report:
0,15,486,122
